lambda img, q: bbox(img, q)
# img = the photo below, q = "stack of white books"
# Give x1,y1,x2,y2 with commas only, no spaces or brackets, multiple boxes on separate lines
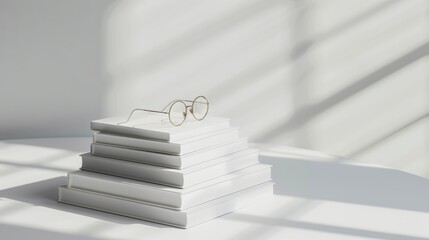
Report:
58,115,273,228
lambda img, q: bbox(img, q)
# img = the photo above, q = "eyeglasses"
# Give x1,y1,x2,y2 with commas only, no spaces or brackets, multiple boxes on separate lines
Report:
118,96,209,126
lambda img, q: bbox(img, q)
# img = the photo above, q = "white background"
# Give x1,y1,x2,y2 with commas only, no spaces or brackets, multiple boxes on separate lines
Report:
1,0,428,177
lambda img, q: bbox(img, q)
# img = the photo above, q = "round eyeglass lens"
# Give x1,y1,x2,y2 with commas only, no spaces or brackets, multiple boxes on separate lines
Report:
169,101,187,126
192,96,209,120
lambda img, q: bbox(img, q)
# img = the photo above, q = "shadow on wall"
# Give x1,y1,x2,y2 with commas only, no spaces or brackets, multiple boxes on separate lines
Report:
1,0,429,179
255,41,429,142
100,0,429,178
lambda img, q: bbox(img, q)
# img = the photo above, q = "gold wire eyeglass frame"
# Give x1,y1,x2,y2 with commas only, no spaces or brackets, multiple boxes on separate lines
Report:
118,96,209,126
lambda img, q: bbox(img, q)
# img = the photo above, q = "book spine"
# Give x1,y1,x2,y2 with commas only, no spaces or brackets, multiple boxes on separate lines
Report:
91,143,181,168
81,156,184,187
58,186,187,228
91,122,170,141
94,133,181,155
68,172,181,208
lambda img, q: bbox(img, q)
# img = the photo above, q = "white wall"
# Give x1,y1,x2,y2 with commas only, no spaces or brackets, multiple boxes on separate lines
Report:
1,0,429,176
0,0,112,138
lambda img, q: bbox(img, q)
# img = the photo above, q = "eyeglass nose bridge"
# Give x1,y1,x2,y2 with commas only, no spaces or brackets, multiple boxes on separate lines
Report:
180,105,192,117
186,105,193,114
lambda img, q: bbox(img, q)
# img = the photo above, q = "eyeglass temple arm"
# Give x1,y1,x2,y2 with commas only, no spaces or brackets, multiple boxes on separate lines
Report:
160,100,209,112
161,98,209,107
182,100,210,104
117,108,168,125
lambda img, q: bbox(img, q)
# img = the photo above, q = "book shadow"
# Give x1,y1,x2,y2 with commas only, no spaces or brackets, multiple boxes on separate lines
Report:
0,176,168,228
261,154,429,213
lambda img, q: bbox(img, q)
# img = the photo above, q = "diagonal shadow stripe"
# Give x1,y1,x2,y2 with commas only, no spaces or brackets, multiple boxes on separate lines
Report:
349,112,429,158
0,223,110,240
255,41,429,142
111,0,286,80
315,0,402,42
0,159,72,173
0,177,167,227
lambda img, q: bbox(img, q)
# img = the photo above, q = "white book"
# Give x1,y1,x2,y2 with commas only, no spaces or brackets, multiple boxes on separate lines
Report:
68,164,271,210
81,148,259,188
58,182,273,228
93,127,239,155
91,138,248,169
91,115,230,142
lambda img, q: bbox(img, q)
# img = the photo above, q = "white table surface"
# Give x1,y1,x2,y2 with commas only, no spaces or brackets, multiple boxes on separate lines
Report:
1,138,429,240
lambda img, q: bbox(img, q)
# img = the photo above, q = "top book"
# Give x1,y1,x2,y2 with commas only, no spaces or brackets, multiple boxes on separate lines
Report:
91,115,230,142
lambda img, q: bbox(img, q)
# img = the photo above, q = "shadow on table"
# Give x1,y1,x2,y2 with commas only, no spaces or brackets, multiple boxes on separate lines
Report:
0,222,107,240
261,154,429,213
226,212,429,240
222,153,429,240
1,138,92,153
0,177,167,228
